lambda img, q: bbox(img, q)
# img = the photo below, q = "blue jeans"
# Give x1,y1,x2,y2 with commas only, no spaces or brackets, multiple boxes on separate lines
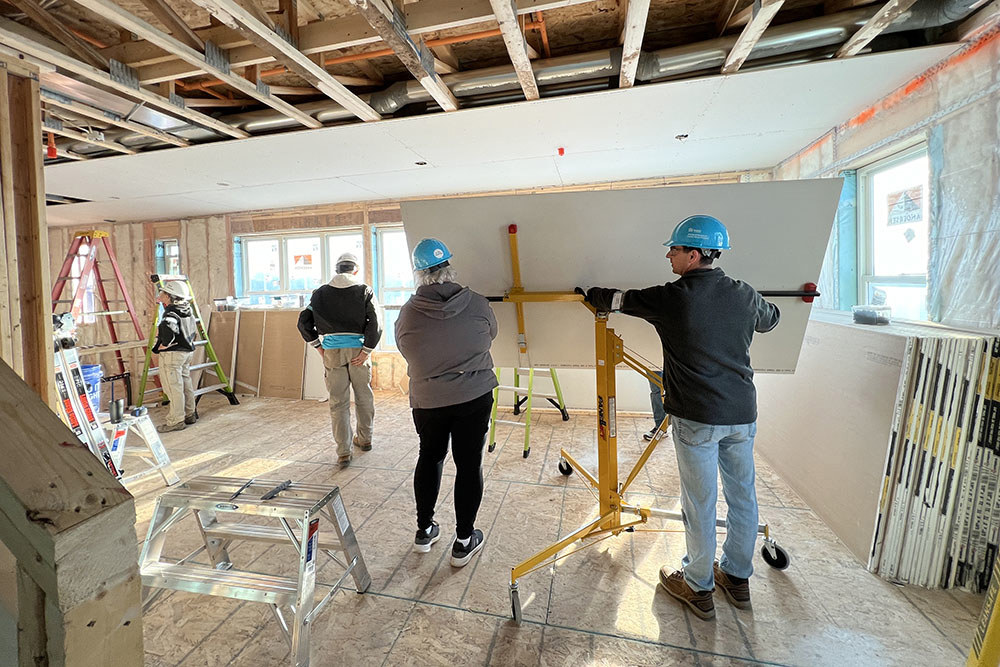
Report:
671,416,758,592
649,371,666,426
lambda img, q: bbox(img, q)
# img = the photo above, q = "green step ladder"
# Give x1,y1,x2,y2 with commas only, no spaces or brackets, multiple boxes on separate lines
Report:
137,273,239,408
488,367,570,458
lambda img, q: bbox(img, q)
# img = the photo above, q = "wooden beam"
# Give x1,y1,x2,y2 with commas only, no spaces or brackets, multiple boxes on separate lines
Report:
489,0,539,100
181,97,256,106
104,0,598,84
40,90,190,147
431,43,459,70
352,57,383,83
187,0,381,121
6,0,109,69
278,0,300,42
433,57,457,74
716,0,743,34
297,0,324,21
0,23,249,138
136,0,206,51
721,0,785,74
0,71,20,377
726,3,753,30
618,0,650,88
70,0,323,129
836,0,919,57
42,118,137,154
0,358,143,666
349,0,459,111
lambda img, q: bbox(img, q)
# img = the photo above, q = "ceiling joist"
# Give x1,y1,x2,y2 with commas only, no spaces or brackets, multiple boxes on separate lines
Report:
618,0,651,88
488,0,539,99
722,0,785,74
0,22,248,138
99,0,599,85
69,0,323,128
715,0,743,34
186,0,382,121
7,0,108,69
135,0,206,51
40,89,191,148
348,0,459,111
836,0,920,57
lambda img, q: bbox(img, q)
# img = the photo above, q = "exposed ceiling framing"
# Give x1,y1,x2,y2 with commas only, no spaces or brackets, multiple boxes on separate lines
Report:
0,0,986,165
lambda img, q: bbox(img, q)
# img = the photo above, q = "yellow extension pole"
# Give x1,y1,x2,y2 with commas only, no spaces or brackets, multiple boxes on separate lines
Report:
968,556,1000,667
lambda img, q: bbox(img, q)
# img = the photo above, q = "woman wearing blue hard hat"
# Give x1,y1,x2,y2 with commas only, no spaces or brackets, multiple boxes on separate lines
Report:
395,237,498,568
580,214,780,621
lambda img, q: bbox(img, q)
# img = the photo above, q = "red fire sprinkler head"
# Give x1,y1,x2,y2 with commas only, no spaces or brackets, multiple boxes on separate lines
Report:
508,224,517,234
803,282,817,303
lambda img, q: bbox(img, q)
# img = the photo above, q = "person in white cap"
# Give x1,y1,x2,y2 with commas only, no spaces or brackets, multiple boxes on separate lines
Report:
298,252,382,467
153,280,198,432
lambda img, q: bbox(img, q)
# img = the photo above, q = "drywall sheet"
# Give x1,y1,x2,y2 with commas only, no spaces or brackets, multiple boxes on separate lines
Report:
205,311,238,385
235,310,265,394
754,316,908,563
258,311,305,399
401,180,842,371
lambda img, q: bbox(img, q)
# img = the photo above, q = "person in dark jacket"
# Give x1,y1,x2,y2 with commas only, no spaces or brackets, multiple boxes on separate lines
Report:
395,238,498,568
298,252,382,467
153,280,198,433
581,215,780,620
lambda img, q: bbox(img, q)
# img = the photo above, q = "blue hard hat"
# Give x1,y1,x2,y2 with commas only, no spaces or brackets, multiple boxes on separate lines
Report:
412,237,453,270
664,215,731,250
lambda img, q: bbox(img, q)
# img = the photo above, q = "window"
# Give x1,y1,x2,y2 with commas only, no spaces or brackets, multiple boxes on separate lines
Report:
859,146,929,320
286,236,322,291
376,227,415,348
154,239,180,276
245,238,281,294
328,232,364,281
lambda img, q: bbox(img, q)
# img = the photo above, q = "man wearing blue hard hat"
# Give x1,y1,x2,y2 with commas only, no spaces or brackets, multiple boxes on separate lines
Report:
579,214,780,620
395,238,498,568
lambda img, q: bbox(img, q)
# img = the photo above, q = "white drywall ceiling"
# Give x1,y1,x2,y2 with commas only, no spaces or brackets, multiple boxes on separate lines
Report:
43,44,956,225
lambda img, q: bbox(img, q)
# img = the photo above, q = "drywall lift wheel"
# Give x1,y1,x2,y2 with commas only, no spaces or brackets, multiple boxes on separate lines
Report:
557,459,573,476
488,442,496,453
510,583,522,624
560,407,570,421
761,539,790,570
522,448,530,459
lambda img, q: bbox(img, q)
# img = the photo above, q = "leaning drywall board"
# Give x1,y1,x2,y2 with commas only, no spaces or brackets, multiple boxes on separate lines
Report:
400,180,842,371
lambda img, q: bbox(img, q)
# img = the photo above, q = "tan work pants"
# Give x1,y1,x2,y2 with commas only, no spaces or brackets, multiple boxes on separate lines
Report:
323,347,375,457
160,350,196,427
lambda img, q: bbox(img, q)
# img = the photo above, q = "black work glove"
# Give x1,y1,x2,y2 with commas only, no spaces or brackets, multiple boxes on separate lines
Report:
574,286,591,301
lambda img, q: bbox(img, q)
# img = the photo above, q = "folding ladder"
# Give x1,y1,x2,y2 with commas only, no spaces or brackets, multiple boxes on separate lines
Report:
140,476,371,667
137,273,239,408
489,367,570,458
105,410,180,487
52,230,146,406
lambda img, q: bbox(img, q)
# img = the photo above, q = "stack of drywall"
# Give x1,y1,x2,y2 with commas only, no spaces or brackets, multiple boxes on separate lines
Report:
869,330,1000,592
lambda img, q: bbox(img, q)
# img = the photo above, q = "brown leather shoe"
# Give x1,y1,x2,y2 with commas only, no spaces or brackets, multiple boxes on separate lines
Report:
353,435,372,452
658,568,715,620
714,562,752,609
337,454,352,468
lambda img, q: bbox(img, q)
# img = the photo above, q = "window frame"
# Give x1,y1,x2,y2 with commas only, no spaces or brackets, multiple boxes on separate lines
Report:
240,229,365,296
856,143,930,316
374,225,414,351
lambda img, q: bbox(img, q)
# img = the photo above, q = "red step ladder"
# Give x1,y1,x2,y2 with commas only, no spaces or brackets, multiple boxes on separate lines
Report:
51,230,147,405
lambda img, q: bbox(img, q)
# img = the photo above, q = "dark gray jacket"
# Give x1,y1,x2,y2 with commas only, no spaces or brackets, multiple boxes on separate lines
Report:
589,267,779,425
395,282,499,409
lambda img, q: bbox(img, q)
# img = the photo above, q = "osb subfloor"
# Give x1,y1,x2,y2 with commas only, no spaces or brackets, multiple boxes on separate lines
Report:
131,392,981,667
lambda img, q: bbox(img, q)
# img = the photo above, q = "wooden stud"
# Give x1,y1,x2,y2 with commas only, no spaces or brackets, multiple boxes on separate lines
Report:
431,43,459,70
349,0,459,110
6,0,109,69
69,0,324,128
136,0,206,51
488,0,539,99
0,69,20,376
186,0,381,121
721,0,785,74
836,0,920,57
618,0,650,87
279,0,300,43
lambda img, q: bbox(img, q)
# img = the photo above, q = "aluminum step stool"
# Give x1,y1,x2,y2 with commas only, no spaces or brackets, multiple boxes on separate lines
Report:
139,476,371,667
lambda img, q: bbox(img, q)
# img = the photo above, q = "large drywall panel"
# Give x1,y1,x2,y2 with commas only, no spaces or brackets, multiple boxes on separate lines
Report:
400,180,842,371
43,45,955,225
754,315,908,563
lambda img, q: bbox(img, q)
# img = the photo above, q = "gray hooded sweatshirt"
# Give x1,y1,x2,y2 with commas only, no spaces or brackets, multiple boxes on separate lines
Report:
395,282,499,409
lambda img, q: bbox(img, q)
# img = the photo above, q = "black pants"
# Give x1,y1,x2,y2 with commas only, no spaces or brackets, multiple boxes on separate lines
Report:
412,391,493,539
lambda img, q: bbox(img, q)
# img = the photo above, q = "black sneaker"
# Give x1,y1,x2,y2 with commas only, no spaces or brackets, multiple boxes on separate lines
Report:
450,529,485,567
184,411,199,425
414,522,440,553
643,427,657,441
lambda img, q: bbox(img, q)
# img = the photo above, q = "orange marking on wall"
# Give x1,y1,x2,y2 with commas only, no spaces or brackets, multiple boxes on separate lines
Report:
844,25,1000,130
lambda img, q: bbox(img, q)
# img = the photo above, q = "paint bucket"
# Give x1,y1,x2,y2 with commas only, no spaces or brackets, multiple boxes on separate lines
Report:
81,364,103,412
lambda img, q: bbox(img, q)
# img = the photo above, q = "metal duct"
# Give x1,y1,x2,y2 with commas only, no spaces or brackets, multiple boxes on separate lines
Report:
55,0,981,156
